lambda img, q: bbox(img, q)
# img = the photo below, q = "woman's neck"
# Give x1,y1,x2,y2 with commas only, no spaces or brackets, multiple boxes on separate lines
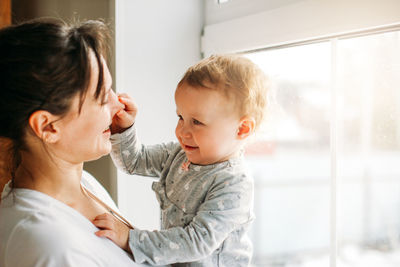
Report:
14,151,84,206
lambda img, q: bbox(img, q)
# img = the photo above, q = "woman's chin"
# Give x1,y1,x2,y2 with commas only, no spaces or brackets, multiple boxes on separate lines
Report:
87,145,112,162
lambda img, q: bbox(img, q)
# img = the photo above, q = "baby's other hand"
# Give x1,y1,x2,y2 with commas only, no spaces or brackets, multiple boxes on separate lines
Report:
93,213,131,252
111,93,138,134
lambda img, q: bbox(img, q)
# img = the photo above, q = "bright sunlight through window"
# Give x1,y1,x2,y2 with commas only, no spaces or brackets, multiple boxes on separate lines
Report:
243,29,400,267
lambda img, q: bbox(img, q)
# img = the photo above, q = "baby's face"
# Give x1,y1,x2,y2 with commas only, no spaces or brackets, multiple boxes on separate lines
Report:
174,84,242,165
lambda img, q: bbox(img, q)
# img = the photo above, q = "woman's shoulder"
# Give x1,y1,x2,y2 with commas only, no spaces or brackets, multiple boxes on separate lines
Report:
9,212,75,247
2,211,96,266
2,196,87,245
3,208,143,267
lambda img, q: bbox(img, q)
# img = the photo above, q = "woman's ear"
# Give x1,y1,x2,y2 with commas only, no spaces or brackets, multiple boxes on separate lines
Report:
28,110,60,143
237,116,256,140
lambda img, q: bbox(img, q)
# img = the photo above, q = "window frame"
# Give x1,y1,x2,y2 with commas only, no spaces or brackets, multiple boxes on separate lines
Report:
201,0,400,57
201,2,400,266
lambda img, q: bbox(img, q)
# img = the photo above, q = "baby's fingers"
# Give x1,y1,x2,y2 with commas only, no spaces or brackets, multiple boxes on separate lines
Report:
93,212,115,221
118,94,137,113
93,213,113,221
93,213,115,230
117,92,130,99
116,109,131,121
93,219,114,230
95,229,117,240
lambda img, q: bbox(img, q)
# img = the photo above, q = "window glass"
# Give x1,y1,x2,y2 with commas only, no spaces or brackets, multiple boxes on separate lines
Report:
337,30,400,267
244,42,331,267
243,30,400,266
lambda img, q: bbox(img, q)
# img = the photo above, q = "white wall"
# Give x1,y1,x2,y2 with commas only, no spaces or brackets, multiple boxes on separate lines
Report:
115,0,204,229
205,0,301,25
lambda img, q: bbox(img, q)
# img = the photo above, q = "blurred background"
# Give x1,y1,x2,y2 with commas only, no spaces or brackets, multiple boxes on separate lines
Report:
1,1,400,266
244,31,400,267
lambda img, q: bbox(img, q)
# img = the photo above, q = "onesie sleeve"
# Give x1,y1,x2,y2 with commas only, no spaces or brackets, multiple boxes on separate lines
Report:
110,125,179,177
128,171,254,265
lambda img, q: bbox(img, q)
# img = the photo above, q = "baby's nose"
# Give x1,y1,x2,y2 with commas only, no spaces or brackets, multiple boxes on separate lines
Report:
180,127,191,138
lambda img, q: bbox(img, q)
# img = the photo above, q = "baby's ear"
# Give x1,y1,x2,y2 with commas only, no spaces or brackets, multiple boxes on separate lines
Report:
237,116,255,140
28,110,60,143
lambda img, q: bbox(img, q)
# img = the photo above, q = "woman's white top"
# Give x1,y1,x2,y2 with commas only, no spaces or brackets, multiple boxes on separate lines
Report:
0,171,142,267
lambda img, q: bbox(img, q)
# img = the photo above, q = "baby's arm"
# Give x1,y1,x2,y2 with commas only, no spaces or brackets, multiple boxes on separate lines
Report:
110,94,179,177
128,172,253,265
110,125,179,177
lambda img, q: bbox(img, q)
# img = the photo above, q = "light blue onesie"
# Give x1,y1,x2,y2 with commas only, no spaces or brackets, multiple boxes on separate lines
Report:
110,126,254,266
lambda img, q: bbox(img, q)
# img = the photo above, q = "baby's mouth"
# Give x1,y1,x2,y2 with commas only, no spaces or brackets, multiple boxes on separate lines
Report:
183,144,198,150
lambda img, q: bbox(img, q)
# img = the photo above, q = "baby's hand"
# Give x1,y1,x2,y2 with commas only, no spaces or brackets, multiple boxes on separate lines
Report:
93,213,131,252
111,93,138,134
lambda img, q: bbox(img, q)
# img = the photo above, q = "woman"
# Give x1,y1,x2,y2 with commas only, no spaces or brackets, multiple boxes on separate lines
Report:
0,19,143,266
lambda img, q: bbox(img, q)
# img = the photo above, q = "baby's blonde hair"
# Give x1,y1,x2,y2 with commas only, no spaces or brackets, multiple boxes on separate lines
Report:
178,54,269,130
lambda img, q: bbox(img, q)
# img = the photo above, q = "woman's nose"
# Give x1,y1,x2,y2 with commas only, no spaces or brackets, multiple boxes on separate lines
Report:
109,90,124,111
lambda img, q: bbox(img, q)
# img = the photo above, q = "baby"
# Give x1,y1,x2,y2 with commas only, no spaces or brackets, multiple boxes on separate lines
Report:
93,54,269,266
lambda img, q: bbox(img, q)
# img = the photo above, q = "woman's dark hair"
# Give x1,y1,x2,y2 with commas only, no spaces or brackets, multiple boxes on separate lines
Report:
0,18,111,188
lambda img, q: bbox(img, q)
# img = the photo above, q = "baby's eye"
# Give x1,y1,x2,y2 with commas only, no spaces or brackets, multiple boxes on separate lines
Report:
192,119,203,125
177,115,183,120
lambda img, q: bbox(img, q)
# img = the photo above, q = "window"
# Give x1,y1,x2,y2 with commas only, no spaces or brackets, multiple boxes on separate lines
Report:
243,30,400,266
